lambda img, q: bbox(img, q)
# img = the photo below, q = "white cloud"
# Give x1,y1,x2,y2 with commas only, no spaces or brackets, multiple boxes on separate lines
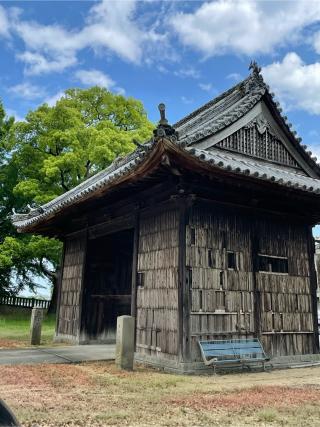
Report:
227,72,243,82
174,67,200,79
157,64,169,74
17,51,77,75
171,1,320,57
44,91,65,107
0,5,10,37
181,96,193,105
6,108,24,122
313,32,320,54
3,0,167,75
262,53,320,115
198,82,212,92
8,82,46,99
74,69,125,94
75,69,115,89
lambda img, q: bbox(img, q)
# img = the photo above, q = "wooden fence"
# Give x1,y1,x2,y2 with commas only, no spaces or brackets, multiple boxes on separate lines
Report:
0,296,50,309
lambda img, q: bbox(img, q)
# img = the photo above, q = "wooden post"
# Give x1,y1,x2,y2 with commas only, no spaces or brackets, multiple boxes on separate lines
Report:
30,308,44,345
115,315,135,370
251,222,262,339
178,198,191,363
78,228,88,342
55,239,66,338
307,226,320,353
131,213,140,319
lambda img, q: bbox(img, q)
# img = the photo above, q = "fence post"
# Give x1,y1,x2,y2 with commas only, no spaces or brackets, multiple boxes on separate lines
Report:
30,308,44,345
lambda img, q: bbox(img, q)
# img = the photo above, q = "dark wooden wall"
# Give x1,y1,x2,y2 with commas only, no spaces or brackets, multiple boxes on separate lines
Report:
257,220,314,356
136,208,180,360
56,231,86,340
187,205,316,361
187,206,255,361
81,230,133,343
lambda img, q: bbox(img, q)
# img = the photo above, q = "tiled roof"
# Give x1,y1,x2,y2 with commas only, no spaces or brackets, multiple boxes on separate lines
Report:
175,74,265,145
12,141,155,230
12,68,320,232
187,146,320,193
12,138,320,232
175,71,320,174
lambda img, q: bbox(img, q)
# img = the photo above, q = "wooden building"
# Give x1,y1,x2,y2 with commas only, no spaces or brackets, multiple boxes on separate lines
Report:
13,64,320,372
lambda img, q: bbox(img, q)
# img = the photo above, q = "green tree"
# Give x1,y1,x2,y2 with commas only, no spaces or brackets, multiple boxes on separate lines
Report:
0,87,153,306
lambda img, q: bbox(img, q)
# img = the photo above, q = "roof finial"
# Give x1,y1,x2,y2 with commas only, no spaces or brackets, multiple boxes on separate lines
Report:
249,60,261,75
153,102,178,141
158,103,168,125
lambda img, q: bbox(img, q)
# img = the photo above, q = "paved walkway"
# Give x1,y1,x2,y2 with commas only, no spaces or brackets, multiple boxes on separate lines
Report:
0,344,115,365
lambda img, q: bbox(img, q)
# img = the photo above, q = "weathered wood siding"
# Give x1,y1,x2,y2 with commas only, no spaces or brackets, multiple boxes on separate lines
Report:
187,205,314,361
136,209,179,360
187,206,255,362
257,220,314,356
56,232,86,339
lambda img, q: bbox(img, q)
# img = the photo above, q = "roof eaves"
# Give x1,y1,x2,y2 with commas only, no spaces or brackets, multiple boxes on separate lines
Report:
262,90,320,176
186,146,320,195
12,141,155,231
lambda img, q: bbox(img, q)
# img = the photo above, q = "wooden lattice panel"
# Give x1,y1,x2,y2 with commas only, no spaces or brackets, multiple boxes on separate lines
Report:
216,125,302,169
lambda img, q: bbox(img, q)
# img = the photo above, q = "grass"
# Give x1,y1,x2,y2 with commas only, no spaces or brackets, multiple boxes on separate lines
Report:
1,363,320,427
0,311,56,348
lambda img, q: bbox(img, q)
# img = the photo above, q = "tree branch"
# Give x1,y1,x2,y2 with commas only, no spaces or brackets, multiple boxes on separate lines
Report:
39,258,57,281
59,169,69,192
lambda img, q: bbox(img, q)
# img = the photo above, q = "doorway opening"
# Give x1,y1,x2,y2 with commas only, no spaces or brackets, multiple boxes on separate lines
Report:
81,228,134,343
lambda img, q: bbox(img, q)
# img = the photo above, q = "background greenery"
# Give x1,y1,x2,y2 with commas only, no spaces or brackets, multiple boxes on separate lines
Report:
0,87,153,303
0,311,56,347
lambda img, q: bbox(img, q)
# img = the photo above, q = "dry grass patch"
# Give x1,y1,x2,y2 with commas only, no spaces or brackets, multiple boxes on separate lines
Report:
169,384,320,411
0,362,320,426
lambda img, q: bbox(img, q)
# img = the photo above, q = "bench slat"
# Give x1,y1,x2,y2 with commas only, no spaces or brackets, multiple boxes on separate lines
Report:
198,338,269,369
203,350,236,357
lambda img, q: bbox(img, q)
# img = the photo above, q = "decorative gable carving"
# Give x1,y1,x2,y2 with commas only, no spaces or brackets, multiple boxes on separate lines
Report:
215,114,301,169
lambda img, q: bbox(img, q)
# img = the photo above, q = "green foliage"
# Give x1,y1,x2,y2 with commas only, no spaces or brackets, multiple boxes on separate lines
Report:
13,87,153,203
0,87,153,296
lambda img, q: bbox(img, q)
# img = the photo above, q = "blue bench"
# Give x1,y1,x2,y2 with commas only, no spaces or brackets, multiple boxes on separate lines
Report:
198,338,270,373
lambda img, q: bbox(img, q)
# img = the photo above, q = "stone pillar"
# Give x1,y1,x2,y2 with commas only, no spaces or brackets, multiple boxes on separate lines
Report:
115,315,135,370
30,308,44,345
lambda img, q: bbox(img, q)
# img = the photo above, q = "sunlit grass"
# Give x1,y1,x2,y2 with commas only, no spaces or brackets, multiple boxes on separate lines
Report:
0,311,55,347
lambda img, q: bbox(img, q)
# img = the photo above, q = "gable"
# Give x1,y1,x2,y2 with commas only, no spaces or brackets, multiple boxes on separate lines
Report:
215,114,301,170
191,101,317,177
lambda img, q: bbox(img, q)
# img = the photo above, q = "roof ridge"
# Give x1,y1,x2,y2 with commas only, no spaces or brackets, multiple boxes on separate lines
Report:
174,72,265,129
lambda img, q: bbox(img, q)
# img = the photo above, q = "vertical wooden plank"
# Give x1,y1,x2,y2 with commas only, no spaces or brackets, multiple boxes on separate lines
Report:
78,229,88,342
178,199,191,362
251,222,262,339
131,212,140,346
55,238,66,336
306,225,320,353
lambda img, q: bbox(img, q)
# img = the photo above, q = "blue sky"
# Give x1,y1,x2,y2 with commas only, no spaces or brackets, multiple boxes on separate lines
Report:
0,0,320,148
3,0,320,296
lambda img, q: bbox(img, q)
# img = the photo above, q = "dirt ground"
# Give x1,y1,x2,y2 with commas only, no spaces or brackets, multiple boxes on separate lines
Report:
1,362,320,427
